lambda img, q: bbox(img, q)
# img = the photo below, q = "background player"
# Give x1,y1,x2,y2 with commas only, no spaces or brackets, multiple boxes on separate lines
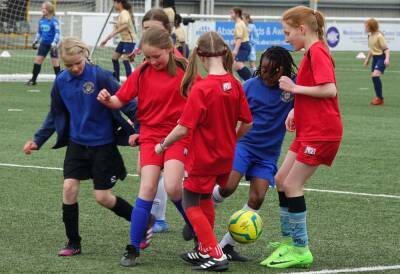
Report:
26,1,60,86
155,31,253,272
229,7,252,81
363,18,390,106
212,46,296,262
243,13,259,73
261,6,343,269
100,0,136,81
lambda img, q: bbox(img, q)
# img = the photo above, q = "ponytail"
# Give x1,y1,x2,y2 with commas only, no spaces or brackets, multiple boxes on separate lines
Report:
180,47,198,97
223,43,234,74
314,10,326,43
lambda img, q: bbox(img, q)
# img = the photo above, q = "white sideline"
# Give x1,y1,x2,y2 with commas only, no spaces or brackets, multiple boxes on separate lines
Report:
1,162,400,199
285,264,400,274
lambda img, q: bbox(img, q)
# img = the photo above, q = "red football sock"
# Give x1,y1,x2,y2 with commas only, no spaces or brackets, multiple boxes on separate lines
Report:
185,206,222,259
200,198,215,228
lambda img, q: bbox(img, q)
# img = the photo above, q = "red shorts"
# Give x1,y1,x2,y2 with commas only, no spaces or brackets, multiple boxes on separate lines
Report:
140,142,188,167
289,139,341,167
184,173,230,194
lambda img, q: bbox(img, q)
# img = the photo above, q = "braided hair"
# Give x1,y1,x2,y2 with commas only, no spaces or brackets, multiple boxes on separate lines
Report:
254,46,297,86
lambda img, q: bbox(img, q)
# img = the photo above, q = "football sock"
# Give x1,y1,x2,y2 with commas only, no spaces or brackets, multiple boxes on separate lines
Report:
288,196,308,247
237,66,252,81
278,191,291,237
112,59,120,81
123,60,132,77
130,197,152,252
172,199,193,232
220,232,236,248
53,66,61,75
62,203,81,244
242,203,259,213
186,206,223,259
31,63,41,82
200,198,214,228
151,176,167,221
110,196,133,222
372,77,383,99
212,185,225,204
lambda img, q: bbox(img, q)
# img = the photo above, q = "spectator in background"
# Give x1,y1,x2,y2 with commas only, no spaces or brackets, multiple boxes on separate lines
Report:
174,14,189,58
243,12,259,74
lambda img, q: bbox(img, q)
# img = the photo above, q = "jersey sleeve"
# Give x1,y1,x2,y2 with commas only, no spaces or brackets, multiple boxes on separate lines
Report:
179,86,206,129
378,34,388,50
238,85,253,124
119,11,130,25
35,20,42,42
52,18,60,44
115,65,141,103
310,46,336,85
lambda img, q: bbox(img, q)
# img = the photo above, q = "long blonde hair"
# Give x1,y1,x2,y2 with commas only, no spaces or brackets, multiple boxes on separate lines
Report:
42,1,55,18
282,6,326,43
140,27,186,76
181,31,233,97
59,37,90,62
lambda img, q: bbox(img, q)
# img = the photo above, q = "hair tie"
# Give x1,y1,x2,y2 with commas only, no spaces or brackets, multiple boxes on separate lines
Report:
196,48,227,57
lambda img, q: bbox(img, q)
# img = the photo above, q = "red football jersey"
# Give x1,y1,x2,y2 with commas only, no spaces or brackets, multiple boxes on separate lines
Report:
116,62,186,143
295,41,343,141
179,73,252,175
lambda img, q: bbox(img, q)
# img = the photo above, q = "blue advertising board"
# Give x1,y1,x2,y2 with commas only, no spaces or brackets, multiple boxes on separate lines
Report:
215,21,292,51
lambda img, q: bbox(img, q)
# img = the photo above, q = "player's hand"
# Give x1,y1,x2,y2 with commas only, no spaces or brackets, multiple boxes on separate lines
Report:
32,41,38,50
100,40,107,48
285,109,295,132
23,140,38,155
279,76,296,93
128,134,139,147
97,89,111,103
127,52,135,62
133,48,141,55
50,43,57,55
384,58,390,67
154,143,163,154
363,59,369,67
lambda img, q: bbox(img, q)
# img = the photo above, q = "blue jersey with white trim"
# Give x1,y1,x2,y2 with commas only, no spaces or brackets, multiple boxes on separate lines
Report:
239,77,294,158
35,17,60,45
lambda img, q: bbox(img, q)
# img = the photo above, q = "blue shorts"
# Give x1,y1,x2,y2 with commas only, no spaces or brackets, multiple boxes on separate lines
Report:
371,54,385,73
249,44,257,62
115,42,136,55
37,43,58,58
235,41,251,62
232,144,278,187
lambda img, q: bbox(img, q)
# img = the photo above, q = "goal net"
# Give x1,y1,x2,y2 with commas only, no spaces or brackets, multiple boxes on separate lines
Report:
0,0,149,81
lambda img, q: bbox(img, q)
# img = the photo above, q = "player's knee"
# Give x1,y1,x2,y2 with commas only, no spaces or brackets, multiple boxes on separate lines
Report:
165,183,181,201
274,174,285,190
94,191,114,208
248,191,265,210
63,182,78,201
219,184,235,198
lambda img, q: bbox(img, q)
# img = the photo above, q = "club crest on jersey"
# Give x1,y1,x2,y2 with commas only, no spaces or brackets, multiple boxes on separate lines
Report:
222,82,232,93
281,91,294,102
82,82,95,94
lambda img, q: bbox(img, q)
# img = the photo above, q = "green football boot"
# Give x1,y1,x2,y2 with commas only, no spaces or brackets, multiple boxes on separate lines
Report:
266,245,313,269
259,237,292,266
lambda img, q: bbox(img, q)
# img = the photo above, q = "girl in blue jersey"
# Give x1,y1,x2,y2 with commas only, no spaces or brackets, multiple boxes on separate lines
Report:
212,46,297,261
27,1,61,85
23,36,153,257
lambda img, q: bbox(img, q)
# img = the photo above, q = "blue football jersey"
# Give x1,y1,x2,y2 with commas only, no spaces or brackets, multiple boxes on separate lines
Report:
35,17,60,45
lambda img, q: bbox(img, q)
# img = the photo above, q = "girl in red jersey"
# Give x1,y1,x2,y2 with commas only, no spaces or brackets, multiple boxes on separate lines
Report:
154,31,253,272
260,6,343,269
97,27,191,267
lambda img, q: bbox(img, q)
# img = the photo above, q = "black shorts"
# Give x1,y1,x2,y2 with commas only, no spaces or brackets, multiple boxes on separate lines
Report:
63,141,127,190
37,43,58,58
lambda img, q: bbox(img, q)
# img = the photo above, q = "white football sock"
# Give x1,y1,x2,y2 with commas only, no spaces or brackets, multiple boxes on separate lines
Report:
151,176,167,221
242,203,259,214
220,232,236,248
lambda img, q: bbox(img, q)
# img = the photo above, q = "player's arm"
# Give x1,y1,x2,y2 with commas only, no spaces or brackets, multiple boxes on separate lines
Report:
155,124,188,154
279,76,337,98
32,21,41,49
100,24,129,46
97,89,125,109
51,19,61,47
236,121,253,140
364,51,372,67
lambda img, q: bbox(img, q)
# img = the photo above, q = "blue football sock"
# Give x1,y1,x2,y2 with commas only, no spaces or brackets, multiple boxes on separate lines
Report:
130,197,153,252
112,59,120,81
288,196,308,247
372,77,383,99
172,199,193,231
123,60,132,77
280,207,291,237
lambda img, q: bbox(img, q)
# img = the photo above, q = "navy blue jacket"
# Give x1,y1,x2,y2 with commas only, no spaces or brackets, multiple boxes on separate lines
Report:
33,65,137,149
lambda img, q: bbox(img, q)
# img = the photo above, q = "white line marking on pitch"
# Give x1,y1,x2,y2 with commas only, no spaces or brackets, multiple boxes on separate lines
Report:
7,108,23,111
1,163,400,199
27,89,41,92
285,264,400,274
